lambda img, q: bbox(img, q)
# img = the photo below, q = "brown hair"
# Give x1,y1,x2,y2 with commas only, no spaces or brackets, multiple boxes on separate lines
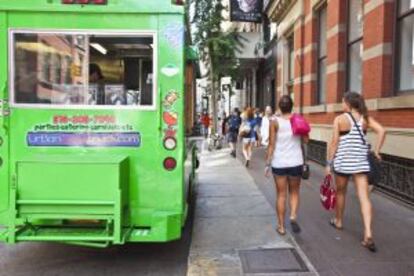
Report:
278,95,294,114
89,63,103,79
343,92,369,120
245,107,254,120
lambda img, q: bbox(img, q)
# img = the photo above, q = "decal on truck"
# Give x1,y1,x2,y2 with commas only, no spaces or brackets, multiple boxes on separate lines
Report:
27,115,141,147
27,132,141,147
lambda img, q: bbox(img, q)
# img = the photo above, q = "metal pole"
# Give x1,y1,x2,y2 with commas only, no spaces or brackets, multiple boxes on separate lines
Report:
228,84,232,114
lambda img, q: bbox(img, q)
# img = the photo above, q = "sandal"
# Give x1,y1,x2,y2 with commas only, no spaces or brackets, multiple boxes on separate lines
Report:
276,227,286,236
361,238,377,252
329,218,343,230
290,220,301,233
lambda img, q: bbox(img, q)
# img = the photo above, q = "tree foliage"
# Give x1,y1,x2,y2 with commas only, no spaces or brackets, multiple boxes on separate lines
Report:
186,0,245,132
188,0,244,81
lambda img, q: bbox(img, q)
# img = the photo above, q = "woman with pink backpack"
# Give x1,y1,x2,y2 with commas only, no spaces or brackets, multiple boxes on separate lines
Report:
265,95,310,235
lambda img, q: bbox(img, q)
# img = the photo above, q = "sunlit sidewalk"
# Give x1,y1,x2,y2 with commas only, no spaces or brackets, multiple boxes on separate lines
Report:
187,145,317,275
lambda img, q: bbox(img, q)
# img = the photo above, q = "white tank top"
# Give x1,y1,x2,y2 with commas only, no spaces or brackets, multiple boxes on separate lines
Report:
271,117,303,168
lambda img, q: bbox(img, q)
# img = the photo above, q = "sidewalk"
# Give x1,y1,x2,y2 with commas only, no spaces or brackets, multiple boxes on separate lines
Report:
241,147,414,276
187,145,317,276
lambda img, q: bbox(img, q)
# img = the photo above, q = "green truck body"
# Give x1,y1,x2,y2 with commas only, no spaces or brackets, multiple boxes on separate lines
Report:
0,0,197,247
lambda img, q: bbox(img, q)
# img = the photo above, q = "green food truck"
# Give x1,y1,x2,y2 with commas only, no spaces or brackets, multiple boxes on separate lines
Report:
0,0,198,247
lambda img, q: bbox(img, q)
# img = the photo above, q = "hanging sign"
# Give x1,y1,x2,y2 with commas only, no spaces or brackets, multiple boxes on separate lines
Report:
230,0,263,23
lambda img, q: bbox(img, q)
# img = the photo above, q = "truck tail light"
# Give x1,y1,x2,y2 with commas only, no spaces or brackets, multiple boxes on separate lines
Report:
92,0,107,4
163,137,177,151
62,0,107,4
163,157,177,171
172,0,185,5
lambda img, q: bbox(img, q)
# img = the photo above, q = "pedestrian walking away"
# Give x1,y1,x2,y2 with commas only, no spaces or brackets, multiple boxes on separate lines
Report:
227,108,242,158
265,96,308,235
239,107,258,167
201,112,210,138
260,106,273,146
255,108,263,146
221,112,228,137
326,91,386,252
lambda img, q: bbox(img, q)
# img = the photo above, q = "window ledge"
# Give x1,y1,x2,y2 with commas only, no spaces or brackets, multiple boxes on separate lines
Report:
302,104,326,114
301,103,341,114
326,103,343,112
311,124,414,136
366,94,414,111
303,95,414,114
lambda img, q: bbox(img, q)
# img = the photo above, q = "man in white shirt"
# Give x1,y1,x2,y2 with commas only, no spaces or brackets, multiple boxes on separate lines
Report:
260,106,273,146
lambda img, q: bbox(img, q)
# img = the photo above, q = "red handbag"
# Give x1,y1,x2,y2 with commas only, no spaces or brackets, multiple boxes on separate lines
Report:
320,175,336,210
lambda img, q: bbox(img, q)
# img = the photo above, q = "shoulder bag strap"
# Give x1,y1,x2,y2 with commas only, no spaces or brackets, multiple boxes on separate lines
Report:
347,112,368,146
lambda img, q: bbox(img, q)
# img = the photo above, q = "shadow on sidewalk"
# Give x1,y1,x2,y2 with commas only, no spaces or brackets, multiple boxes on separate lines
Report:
236,146,414,276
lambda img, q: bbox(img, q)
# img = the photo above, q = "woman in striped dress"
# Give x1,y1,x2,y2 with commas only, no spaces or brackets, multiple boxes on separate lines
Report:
326,92,386,252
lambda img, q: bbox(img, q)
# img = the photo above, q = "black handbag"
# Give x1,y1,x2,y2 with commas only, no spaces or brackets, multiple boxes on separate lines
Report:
301,139,310,180
348,113,381,186
302,163,310,180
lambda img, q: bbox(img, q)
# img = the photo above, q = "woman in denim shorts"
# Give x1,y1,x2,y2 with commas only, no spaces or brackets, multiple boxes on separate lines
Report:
265,96,307,235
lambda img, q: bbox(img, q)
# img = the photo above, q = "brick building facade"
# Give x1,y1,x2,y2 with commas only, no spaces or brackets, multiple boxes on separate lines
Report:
266,0,414,204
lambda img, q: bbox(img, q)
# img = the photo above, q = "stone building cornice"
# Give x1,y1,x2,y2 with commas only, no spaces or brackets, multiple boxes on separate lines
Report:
266,0,297,23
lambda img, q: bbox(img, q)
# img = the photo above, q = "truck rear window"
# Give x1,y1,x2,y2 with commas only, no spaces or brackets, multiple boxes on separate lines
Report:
11,30,156,108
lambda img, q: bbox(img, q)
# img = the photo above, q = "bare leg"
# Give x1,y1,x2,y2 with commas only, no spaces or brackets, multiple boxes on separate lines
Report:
288,176,301,220
229,133,237,157
204,127,208,138
247,143,252,160
334,174,349,228
274,175,288,233
354,174,373,240
242,142,249,160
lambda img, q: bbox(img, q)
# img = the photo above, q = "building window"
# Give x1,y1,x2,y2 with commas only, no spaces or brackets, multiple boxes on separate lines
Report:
287,35,295,97
317,5,327,104
397,0,414,92
347,0,363,93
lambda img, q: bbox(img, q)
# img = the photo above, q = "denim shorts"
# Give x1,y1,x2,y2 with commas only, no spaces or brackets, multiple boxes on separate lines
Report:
227,131,238,143
242,138,256,144
272,165,303,177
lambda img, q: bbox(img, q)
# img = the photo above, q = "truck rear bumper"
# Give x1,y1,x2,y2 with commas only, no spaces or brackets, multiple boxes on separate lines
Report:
0,210,184,247
127,211,182,243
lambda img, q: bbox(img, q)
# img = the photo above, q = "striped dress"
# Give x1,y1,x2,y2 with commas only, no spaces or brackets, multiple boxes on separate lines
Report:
333,113,370,175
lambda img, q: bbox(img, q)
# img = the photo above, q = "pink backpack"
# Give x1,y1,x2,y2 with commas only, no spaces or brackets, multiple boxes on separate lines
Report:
320,175,336,211
290,113,311,136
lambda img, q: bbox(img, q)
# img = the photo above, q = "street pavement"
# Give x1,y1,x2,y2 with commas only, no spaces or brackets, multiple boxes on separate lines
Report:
187,144,317,275
239,146,414,276
0,201,194,276
1,141,413,276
